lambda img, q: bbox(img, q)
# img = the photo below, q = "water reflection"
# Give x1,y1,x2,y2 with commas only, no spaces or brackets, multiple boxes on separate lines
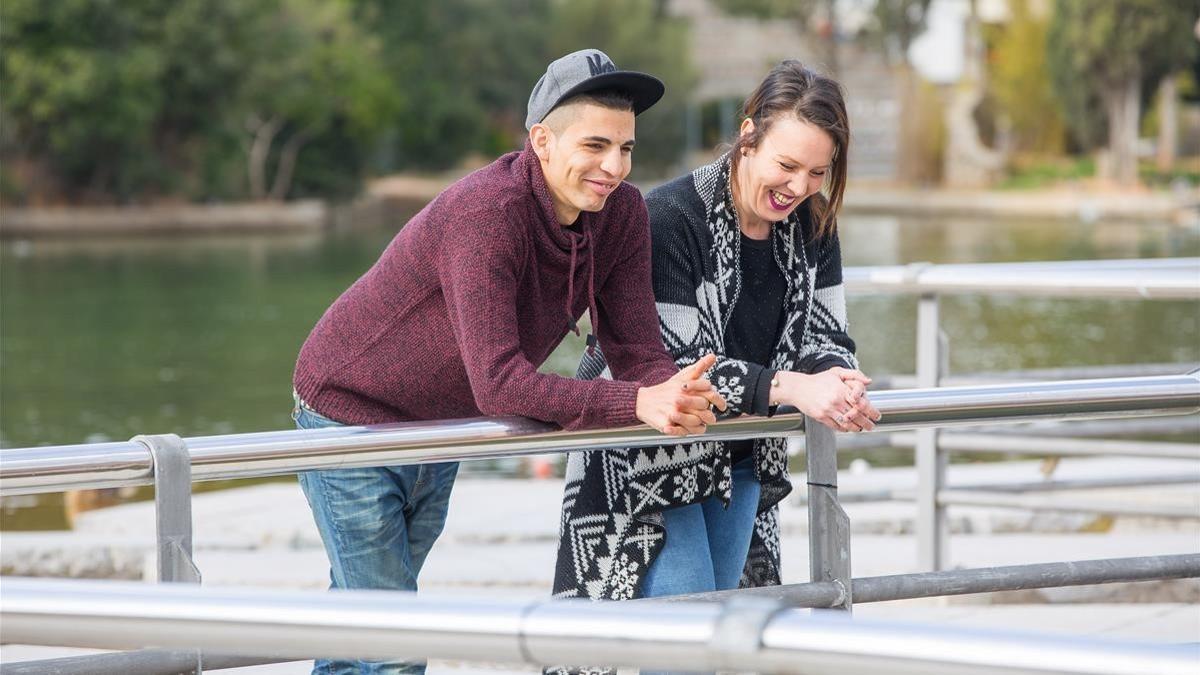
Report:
1,210,1198,452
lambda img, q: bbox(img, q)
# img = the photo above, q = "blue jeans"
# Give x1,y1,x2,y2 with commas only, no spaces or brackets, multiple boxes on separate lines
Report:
640,457,762,597
293,398,460,675
638,458,761,675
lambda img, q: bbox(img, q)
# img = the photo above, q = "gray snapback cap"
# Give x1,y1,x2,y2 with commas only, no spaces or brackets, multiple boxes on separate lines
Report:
525,48,665,130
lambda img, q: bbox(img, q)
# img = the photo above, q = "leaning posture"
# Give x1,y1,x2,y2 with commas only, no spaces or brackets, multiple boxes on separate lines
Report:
553,61,878,611
292,48,724,675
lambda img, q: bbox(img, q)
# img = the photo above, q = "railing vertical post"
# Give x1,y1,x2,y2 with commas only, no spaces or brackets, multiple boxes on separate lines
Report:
132,433,202,674
805,416,852,610
915,293,947,571
134,433,201,585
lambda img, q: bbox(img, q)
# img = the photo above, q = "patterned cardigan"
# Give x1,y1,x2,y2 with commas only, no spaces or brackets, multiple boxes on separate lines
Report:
551,154,857,603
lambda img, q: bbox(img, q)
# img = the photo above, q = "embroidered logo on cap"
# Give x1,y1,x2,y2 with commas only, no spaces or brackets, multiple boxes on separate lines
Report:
586,53,616,76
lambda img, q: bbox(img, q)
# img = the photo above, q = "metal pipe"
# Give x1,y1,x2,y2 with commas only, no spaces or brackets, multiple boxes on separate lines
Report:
0,651,280,675
871,362,1197,390
793,473,1200,505
2,375,1198,496
941,473,1200,494
915,292,946,571
890,431,1200,459
935,490,1200,519
2,577,1195,675
853,553,1200,604
805,417,852,610
786,423,1200,454
843,259,1200,299
754,610,1194,675
967,416,1199,439
864,374,1200,429
673,554,1200,607
1,414,794,495
856,258,1199,273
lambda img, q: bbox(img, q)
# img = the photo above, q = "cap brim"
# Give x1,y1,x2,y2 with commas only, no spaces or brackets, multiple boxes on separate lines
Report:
556,71,666,116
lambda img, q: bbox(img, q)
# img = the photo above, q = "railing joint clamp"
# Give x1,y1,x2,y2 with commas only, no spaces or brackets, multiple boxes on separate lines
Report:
708,596,785,667
131,433,201,586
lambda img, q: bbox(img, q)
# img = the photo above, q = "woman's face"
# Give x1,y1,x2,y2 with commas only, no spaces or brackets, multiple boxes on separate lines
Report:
734,115,835,229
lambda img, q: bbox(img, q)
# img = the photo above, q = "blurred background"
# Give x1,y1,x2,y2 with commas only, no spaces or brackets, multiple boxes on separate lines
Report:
1,0,1199,527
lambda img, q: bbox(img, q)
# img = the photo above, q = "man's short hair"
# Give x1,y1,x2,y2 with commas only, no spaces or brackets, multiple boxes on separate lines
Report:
541,88,636,132
558,88,635,113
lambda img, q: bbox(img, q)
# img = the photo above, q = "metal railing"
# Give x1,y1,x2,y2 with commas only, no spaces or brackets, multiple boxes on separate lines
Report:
673,553,1200,607
788,430,1200,518
846,257,1199,571
2,576,1197,675
2,258,1198,673
842,257,1200,299
1,373,1198,674
3,375,1197,496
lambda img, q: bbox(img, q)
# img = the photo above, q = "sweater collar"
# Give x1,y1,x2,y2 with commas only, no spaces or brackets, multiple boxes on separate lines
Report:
521,139,593,251
519,140,600,354
704,153,805,340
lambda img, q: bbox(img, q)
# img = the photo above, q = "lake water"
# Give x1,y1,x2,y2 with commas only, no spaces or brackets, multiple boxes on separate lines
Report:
1,209,1198,528
2,210,1197,451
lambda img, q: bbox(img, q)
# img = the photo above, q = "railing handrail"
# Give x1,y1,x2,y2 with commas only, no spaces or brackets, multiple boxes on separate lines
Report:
2,374,1198,496
2,576,1195,675
843,258,1200,299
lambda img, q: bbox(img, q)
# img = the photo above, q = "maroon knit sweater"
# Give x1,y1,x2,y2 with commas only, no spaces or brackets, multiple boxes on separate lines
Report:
293,144,678,430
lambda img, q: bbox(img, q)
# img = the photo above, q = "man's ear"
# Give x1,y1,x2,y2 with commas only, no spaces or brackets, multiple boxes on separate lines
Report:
529,124,553,161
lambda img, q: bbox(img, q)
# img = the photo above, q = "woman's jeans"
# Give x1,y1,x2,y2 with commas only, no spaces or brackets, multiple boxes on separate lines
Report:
293,398,459,675
640,457,762,597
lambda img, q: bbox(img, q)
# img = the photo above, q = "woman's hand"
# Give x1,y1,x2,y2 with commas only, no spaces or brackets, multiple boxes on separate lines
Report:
773,367,880,432
636,353,728,437
834,367,881,432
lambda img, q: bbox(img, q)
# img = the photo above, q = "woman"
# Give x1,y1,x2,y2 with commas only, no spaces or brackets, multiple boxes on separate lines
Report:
552,61,879,605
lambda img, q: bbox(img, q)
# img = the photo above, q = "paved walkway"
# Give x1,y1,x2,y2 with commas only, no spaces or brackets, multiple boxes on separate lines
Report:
3,457,1197,672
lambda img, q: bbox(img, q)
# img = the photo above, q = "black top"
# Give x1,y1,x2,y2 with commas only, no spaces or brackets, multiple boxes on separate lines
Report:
561,155,858,600
725,233,786,465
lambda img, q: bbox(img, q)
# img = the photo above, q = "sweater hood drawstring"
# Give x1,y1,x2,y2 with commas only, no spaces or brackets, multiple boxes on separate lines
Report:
564,226,599,355
521,143,599,356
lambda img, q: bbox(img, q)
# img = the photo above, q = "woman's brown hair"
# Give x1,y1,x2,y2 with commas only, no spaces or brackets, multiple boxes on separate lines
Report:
731,61,849,238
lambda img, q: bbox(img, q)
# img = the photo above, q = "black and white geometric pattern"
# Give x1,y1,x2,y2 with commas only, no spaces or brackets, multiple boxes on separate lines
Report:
551,154,857,642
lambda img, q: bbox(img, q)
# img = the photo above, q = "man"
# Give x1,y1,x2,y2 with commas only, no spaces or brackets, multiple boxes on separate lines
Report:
291,48,724,674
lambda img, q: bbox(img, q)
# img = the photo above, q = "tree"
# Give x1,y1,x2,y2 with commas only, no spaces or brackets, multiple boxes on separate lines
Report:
0,0,696,202
1047,0,1197,185
350,0,552,170
989,0,1066,154
2,0,175,202
234,0,398,200
352,0,694,174
0,0,398,203
541,0,695,176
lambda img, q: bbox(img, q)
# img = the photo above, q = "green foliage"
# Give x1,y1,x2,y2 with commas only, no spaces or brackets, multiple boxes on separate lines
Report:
1139,158,1200,187
988,0,1066,153
1046,0,1198,151
2,0,171,200
1,0,697,202
352,0,562,170
354,0,695,175
1,0,397,202
237,0,400,200
542,0,696,176
999,156,1096,189
897,71,946,185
